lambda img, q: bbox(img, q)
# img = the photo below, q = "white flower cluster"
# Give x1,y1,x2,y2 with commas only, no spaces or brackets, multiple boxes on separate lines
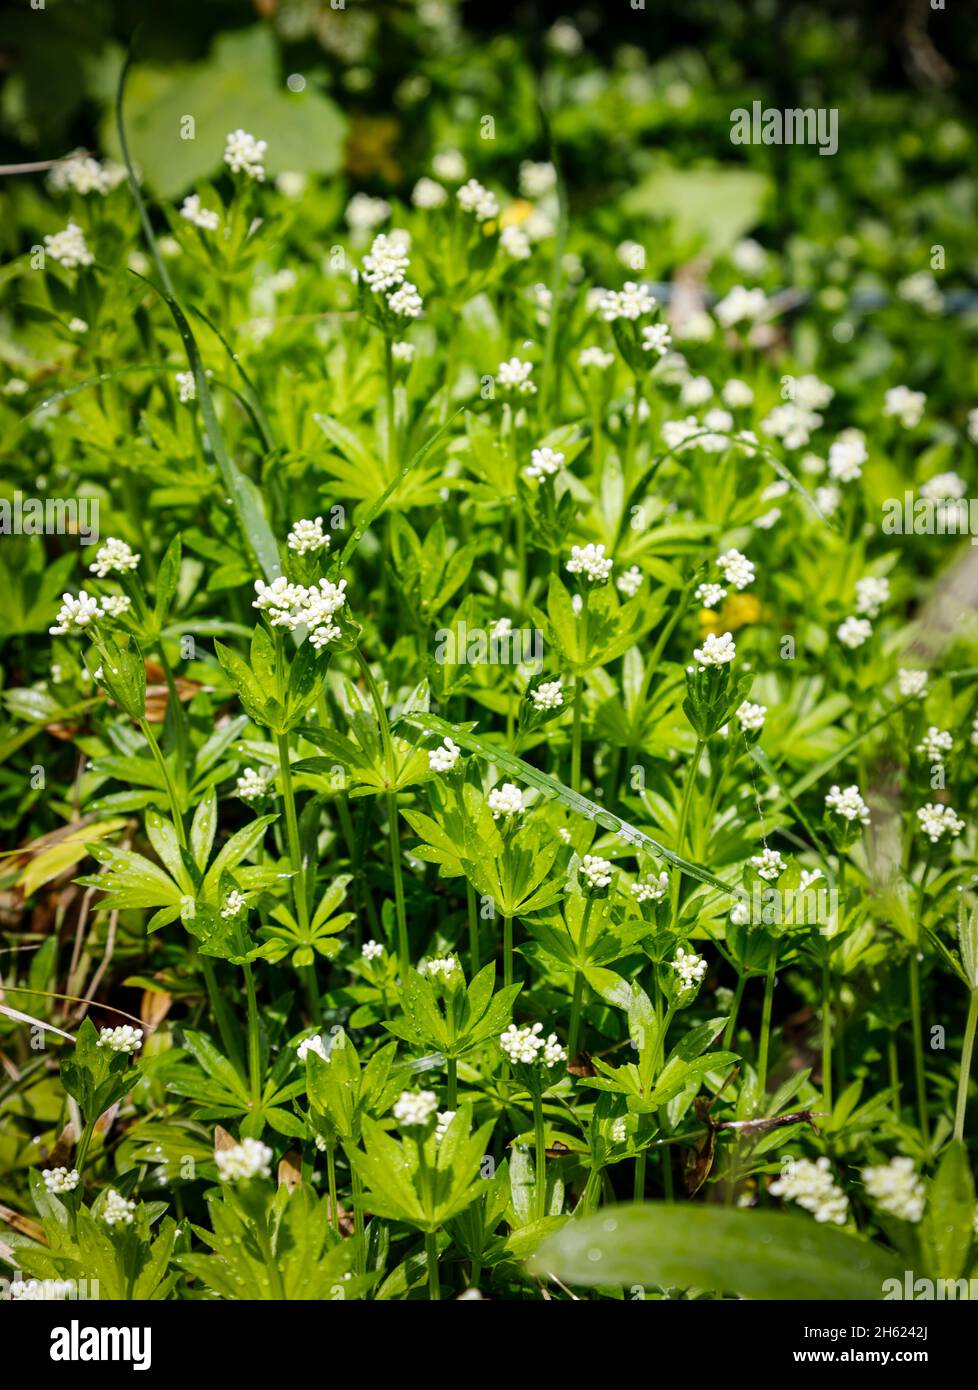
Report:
631,871,669,903
488,782,523,819
898,669,928,699
361,232,423,318
50,590,102,636
566,543,613,584
97,1025,143,1054
176,371,196,403
642,323,671,356
916,726,953,765
48,150,126,196
920,471,965,502
224,129,267,181
497,357,536,394
579,346,614,371
43,1167,80,1193
421,956,459,981
429,736,461,772
531,680,563,711
297,1035,327,1062
736,701,766,733
714,285,768,327
287,517,330,555
862,1157,925,1223
180,194,220,231
751,847,785,880
253,575,348,648
44,221,94,269
769,1156,849,1225
89,537,139,578
221,890,247,918
346,193,391,231
393,1089,440,1127
580,854,613,890
499,1022,566,1067
500,224,531,260
837,616,872,649
916,803,964,843
716,549,754,590
616,565,643,598
692,631,736,667
761,403,822,449
825,784,871,825
855,575,889,618
598,281,656,322
696,582,727,609
412,177,447,209
102,1189,137,1226
457,178,499,221
216,1137,273,1182
362,940,385,961
671,947,707,989
519,160,557,199
883,385,926,429
828,429,868,483
236,766,274,801
525,446,565,480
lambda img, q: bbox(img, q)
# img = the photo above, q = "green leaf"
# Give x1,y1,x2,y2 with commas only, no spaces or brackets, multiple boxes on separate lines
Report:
920,1141,976,1281
528,1202,903,1299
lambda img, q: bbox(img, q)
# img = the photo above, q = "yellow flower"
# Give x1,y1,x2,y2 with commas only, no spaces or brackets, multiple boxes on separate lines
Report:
699,592,762,634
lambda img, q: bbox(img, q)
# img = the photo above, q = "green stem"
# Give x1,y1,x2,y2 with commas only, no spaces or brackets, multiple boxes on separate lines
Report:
953,991,978,1143
669,738,705,927
384,336,396,478
75,1114,98,1172
908,952,930,1141
721,971,746,1050
200,955,244,1076
503,915,513,989
466,880,480,977
138,716,185,847
888,1030,902,1121
425,1230,440,1300
326,1145,339,1234
351,1163,366,1278
533,1090,548,1220
568,970,585,1059
821,959,833,1114
447,1056,458,1109
633,1150,646,1201
757,938,778,1098
242,961,261,1101
571,679,584,792
276,732,310,933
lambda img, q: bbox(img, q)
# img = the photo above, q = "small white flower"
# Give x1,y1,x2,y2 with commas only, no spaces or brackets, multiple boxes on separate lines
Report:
525,446,565,480
421,955,459,982
531,680,563,711
180,194,220,231
883,385,926,429
43,1167,80,1193
731,237,768,276
616,565,644,599
916,726,953,765
432,149,466,181
855,575,889,618
236,766,274,801
89,537,139,578
391,340,416,364
566,543,613,584
825,784,871,824
488,782,523,819
578,346,615,371
761,403,822,450
412,176,448,209
828,429,868,483
519,160,557,199
386,281,423,317
898,669,928,699
671,946,707,989
497,357,536,394
681,375,713,406
642,322,671,356
297,1035,327,1062
44,221,94,268
916,803,965,843
101,1188,136,1226
612,1116,628,1144
435,1110,456,1143
751,847,785,881
631,871,669,903
814,485,841,516
736,701,766,733
722,378,754,408
542,1033,567,1067
393,1089,439,1127
695,582,727,610
500,224,532,260
362,940,385,961
714,285,768,326
862,1157,925,1223
837,616,872,649
95,595,128,625
50,590,102,636
598,281,656,322
799,868,823,891
223,129,267,181
216,1137,273,1182
287,516,330,555
580,854,612,890
362,232,409,292
221,890,247,918
429,736,461,773
716,549,754,590
919,471,966,502
176,371,196,403
457,178,499,221
770,1156,848,1225
693,631,736,667
68,317,88,333
345,193,391,231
